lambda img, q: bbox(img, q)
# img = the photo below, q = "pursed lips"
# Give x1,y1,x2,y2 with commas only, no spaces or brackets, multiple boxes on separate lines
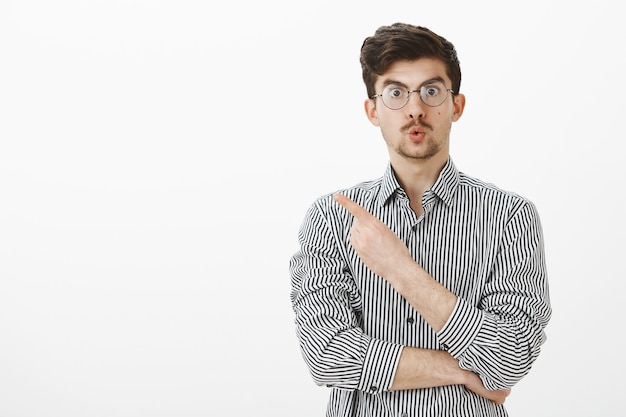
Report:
408,125,426,142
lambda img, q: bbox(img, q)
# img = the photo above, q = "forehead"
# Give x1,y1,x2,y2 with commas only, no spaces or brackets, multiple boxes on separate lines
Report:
377,58,449,88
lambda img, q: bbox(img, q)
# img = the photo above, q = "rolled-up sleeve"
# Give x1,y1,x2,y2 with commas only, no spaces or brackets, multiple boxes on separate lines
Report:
437,200,551,389
290,200,403,392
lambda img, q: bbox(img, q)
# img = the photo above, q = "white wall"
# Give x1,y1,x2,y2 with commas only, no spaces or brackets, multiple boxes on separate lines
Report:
1,1,623,416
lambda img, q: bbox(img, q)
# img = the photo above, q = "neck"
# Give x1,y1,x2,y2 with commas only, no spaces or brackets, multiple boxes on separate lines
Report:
390,154,448,216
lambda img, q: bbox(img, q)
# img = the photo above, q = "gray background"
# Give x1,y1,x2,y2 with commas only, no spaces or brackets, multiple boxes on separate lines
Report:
1,1,623,416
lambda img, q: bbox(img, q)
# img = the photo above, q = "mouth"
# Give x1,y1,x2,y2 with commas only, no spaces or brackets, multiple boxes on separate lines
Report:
408,125,426,142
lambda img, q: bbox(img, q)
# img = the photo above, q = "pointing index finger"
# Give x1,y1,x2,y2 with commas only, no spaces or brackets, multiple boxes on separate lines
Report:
333,193,367,218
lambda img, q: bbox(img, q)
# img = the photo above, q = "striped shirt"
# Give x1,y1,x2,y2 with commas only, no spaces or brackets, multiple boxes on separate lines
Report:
289,158,551,417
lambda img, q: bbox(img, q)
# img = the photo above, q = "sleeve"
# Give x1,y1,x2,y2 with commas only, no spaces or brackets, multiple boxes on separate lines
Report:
289,200,403,392
436,200,552,389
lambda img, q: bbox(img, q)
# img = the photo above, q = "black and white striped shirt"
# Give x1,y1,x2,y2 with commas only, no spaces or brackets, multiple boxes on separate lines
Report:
289,158,551,417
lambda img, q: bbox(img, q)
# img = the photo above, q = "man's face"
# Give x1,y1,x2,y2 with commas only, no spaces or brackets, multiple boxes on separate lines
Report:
364,58,465,164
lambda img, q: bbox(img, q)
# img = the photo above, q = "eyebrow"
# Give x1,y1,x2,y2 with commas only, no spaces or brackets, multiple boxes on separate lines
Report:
381,76,447,89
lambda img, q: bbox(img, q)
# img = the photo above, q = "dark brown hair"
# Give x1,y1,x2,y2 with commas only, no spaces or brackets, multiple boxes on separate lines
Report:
360,23,461,99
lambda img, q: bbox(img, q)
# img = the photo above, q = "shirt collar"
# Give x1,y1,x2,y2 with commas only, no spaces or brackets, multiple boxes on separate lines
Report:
377,157,460,207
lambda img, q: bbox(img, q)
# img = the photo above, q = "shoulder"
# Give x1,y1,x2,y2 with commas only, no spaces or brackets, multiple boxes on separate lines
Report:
296,177,383,242
457,171,539,219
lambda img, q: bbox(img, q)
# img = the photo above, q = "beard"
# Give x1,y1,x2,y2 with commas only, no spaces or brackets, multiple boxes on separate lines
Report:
383,121,447,161
397,138,442,160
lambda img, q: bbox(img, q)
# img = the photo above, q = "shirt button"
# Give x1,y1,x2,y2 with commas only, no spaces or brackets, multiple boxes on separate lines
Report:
406,317,414,324
441,343,449,350
370,386,378,393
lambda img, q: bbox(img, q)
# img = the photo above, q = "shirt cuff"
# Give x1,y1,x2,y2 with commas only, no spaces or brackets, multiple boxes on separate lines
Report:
436,297,484,357
357,336,404,394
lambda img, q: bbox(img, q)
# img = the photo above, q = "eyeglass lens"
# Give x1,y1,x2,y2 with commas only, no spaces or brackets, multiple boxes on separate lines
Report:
381,82,449,109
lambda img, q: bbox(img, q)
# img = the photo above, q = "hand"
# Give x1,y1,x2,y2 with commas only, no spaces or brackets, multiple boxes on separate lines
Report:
333,193,414,281
463,371,511,405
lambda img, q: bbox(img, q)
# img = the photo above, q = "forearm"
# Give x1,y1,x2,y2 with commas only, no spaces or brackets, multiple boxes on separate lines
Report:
391,347,510,404
392,263,545,388
439,297,549,388
388,261,457,332
388,262,542,390
390,347,463,390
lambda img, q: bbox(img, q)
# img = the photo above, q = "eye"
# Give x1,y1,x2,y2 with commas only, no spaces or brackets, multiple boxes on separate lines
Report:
390,88,403,98
423,85,441,97
384,86,406,99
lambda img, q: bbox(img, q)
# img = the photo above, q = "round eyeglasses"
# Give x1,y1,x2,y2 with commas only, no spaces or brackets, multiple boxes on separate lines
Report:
370,81,454,110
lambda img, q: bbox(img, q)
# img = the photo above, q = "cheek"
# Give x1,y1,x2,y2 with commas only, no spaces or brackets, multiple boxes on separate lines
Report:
437,106,456,119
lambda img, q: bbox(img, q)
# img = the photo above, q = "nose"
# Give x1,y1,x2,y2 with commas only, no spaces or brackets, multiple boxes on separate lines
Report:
406,90,425,119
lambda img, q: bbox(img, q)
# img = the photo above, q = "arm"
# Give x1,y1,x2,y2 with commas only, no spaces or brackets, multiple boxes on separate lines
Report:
290,197,509,402
438,200,551,388
391,347,510,404
290,200,402,392
333,193,551,390
332,193,458,333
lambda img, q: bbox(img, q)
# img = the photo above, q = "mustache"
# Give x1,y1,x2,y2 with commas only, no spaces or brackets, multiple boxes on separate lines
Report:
401,120,432,131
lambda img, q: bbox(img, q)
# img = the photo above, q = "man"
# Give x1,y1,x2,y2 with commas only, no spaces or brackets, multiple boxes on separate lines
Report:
289,23,551,416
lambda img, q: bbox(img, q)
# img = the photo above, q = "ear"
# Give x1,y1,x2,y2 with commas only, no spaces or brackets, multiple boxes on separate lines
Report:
364,98,380,126
451,93,466,122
